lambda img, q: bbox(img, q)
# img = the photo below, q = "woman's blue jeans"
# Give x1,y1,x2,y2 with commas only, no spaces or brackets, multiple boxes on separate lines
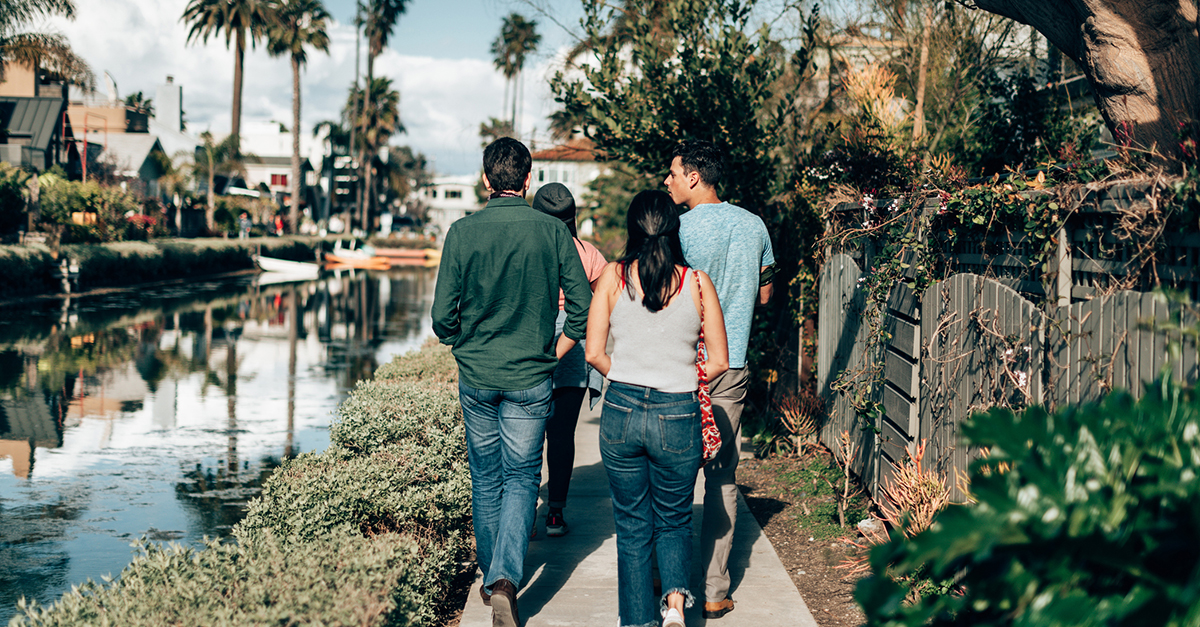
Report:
600,381,701,627
460,378,552,591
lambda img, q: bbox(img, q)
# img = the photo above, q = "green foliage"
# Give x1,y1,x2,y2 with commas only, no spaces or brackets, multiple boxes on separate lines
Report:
960,68,1100,177
0,162,31,236
11,531,422,627
754,455,870,541
37,173,143,243
579,162,660,259
0,244,56,295
553,0,818,211
373,342,457,384
857,378,1200,627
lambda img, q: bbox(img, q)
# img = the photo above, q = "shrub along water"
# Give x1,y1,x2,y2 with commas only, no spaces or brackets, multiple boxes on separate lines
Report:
856,377,1200,626
0,237,336,298
11,343,469,627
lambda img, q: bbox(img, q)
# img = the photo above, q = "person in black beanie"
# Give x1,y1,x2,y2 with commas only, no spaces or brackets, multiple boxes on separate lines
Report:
531,182,608,537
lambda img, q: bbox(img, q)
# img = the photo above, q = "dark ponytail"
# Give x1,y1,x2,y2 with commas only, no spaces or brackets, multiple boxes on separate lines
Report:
617,190,687,312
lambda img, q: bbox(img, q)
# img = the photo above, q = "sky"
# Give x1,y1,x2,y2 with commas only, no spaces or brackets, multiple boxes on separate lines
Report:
43,0,590,175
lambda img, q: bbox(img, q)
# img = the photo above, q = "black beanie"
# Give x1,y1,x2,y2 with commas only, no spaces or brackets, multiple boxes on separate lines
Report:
532,182,578,236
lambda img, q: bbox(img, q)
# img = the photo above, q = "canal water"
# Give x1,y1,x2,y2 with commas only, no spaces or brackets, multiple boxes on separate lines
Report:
0,266,438,622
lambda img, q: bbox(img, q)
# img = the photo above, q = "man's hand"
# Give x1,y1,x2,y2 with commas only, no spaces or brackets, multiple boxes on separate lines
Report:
555,334,577,360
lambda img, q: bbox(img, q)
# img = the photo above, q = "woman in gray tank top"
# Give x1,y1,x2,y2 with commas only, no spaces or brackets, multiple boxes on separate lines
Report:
585,190,728,627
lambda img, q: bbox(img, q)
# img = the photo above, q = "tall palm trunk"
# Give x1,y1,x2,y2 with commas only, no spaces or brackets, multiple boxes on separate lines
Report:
232,28,246,155
361,54,375,233
206,154,216,231
290,53,302,234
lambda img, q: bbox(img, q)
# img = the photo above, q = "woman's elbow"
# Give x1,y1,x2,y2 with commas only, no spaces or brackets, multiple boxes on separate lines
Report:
585,346,603,367
710,357,729,379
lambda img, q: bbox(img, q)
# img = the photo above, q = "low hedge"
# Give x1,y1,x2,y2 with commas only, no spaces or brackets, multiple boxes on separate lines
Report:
12,531,425,627
0,236,345,298
0,244,57,295
11,343,468,627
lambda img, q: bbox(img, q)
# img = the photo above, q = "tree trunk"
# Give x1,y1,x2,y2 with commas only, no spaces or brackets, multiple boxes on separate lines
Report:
232,28,245,156
912,1,933,143
206,163,215,232
290,54,302,235
969,0,1200,167
361,53,375,233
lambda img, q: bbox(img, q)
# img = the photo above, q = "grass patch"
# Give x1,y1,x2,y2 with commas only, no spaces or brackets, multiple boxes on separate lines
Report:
754,452,871,541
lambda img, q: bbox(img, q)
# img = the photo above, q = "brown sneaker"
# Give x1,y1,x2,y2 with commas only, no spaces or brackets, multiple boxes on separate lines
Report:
490,579,520,627
703,598,735,619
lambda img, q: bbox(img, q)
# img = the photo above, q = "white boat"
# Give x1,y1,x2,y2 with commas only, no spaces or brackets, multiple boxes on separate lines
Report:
254,255,320,279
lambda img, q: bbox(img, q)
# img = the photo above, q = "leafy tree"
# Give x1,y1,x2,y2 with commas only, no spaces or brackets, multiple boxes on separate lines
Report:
963,0,1200,167
267,0,330,234
123,91,154,116
0,0,94,90
345,77,403,230
478,117,515,147
182,0,275,155
380,145,429,217
552,0,818,213
193,131,244,231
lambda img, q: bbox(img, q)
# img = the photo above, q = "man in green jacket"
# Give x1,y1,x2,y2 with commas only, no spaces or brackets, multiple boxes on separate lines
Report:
432,138,592,627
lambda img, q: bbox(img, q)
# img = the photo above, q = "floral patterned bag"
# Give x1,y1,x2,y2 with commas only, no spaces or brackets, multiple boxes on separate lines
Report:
695,270,721,465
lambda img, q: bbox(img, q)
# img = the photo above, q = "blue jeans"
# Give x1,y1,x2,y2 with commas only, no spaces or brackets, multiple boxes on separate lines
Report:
460,378,552,590
600,381,701,627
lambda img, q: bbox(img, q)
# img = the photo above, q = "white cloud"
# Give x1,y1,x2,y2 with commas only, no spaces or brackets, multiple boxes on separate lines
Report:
46,0,570,175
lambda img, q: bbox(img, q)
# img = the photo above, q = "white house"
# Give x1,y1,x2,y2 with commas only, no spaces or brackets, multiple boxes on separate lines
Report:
529,138,608,236
421,174,482,236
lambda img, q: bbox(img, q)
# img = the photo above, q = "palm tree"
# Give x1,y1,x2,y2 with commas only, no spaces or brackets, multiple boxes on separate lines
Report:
490,30,516,122
123,91,154,115
359,0,409,232
182,0,275,155
496,13,540,134
346,77,403,230
267,0,330,234
194,131,243,232
0,0,94,89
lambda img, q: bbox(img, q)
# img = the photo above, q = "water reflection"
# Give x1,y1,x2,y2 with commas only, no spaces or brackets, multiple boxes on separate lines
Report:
0,266,436,622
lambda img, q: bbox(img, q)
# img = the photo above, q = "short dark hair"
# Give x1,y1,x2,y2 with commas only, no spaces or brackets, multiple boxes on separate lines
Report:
671,139,724,188
483,137,532,193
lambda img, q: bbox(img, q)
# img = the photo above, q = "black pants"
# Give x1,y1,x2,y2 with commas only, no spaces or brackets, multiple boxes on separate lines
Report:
544,386,587,508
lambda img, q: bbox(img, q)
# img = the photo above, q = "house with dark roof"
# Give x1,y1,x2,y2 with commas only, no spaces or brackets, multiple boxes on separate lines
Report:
0,61,70,171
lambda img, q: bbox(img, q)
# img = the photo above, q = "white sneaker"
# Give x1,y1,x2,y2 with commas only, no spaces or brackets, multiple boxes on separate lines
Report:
662,607,685,627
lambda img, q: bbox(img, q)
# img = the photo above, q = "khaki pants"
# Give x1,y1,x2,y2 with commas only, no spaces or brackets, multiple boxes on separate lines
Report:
700,367,749,602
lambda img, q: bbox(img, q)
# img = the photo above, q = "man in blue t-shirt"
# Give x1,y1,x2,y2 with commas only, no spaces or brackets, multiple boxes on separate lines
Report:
665,139,775,620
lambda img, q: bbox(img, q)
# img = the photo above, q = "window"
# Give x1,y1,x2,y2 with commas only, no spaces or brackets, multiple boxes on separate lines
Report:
270,173,288,187
538,169,545,182
430,189,438,198
446,190,462,199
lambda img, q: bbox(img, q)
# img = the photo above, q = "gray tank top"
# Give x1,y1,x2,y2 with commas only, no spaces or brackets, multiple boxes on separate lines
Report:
606,268,702,393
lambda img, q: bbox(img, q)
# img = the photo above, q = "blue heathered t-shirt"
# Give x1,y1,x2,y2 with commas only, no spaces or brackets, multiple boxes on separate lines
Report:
679,202,775,369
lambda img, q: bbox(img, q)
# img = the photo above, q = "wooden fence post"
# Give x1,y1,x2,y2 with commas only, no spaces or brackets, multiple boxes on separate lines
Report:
1056,225,1071,307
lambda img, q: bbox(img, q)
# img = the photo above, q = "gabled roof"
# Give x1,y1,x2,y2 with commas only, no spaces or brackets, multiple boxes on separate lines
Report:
0,96,65,151
531,138,598,162
100,134,165,177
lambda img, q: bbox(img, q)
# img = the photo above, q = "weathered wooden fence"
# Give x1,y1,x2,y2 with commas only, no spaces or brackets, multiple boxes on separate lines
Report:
817,183,1200,500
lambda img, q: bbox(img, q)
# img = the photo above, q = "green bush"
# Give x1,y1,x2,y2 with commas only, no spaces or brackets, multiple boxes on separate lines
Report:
0,244,56,295
857,379,1200,627
373,341,457,385
0,162,30,237
331,379,461,453
11,529,425,627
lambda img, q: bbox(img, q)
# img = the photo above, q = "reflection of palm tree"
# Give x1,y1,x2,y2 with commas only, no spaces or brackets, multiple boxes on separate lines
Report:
285,286,298,459
360,0,410,231
0,0,95,90
267,0,330,234
182,0,274,154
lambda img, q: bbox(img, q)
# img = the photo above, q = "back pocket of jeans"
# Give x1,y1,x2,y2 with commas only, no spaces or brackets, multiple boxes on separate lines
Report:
600,401,633,445
658,411,697,454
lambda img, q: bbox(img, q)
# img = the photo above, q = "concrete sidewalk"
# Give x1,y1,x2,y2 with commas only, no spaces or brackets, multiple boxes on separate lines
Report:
459,395,820,627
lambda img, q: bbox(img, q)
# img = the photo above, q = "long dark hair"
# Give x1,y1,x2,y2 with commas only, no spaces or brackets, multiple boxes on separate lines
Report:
617,190,687,312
